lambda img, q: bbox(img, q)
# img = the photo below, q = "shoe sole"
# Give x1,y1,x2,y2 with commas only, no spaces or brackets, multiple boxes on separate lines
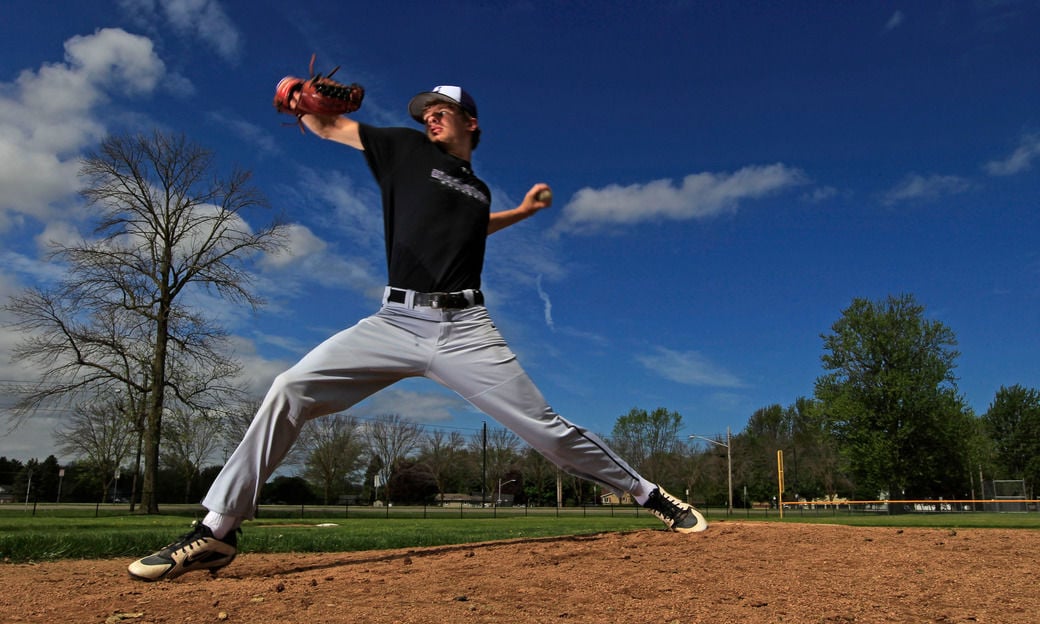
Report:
673,508,709,533
128,559,233,582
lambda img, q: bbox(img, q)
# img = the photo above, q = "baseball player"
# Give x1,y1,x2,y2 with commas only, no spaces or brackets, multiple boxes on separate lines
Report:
128,82,707,582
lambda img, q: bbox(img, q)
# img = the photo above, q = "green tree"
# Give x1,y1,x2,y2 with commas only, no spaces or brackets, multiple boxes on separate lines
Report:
814,294,974,499
734,404,789,504
0,457,23,485
261,475,316,505
982,385,1040,490
785,397,845,500
519,447,557,506
610,407,685,486
418,429,468,503
300,413,366,504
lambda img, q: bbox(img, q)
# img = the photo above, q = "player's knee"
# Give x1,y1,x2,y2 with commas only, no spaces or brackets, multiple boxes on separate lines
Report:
265,371,317,417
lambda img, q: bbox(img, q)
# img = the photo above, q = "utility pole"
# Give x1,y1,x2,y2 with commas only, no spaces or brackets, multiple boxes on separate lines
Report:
689,427,733,514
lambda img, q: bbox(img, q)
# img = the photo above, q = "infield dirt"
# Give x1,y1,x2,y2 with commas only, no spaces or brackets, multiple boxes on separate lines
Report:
2,521,1037,623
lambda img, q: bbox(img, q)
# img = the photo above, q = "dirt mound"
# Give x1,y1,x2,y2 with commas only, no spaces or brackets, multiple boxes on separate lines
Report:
2,522,1037,623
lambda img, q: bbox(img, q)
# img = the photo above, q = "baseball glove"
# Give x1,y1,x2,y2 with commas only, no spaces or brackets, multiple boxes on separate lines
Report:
274,54,364,122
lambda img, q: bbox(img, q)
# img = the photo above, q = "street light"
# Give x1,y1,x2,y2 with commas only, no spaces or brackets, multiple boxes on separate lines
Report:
497,478,516,507
689,427,733,514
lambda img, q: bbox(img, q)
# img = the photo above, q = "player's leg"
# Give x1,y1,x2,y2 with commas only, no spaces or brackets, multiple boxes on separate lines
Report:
202,310,433,521
128,308,431,581
428,307,706,533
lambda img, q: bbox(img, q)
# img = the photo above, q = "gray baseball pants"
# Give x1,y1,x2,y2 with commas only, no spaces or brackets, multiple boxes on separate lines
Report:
202,288,648,518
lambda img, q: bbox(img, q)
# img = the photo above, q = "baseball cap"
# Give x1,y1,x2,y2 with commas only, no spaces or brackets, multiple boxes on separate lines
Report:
408,86,478,123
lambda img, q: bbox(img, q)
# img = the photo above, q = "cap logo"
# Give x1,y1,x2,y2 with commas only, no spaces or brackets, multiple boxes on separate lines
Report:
433,86,463,102
408,86,478,122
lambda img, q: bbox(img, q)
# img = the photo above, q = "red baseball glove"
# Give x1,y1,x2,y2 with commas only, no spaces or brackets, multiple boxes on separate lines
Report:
274,55,364,121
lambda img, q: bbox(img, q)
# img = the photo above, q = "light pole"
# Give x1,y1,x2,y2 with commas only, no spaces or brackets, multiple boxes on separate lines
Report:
690,427,733,514
497,478,516,507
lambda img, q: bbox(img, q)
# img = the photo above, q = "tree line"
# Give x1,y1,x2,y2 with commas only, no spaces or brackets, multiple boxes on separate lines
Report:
3,132,1037,510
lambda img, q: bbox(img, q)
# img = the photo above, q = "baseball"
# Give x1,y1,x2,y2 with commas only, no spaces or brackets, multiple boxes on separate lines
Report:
536,188,553,203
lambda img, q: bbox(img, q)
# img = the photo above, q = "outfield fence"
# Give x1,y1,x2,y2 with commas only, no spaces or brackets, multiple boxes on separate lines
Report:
262,498,1040,520
775,499,1040,516
7,499,1039,520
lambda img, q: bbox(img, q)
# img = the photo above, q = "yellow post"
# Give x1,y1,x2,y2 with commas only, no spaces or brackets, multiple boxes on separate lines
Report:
777,450,785,519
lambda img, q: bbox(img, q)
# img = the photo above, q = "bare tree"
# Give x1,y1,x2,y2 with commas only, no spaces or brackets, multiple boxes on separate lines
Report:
299,413,366,504
4,130,287,512
220,398,261,461
365,414,423,503
418,429,468,502
54,399,136,502
161,407,226,503
469,427,523,501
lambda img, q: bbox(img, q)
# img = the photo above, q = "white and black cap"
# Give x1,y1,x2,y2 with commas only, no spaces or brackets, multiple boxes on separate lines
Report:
408,86,478,123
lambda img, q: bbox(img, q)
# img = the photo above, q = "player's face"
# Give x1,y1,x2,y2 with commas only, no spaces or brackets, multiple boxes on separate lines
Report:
423,104,475,149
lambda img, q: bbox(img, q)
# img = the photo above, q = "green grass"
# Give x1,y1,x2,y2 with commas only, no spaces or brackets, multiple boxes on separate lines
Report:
0,504,662,563
1,504,1037,563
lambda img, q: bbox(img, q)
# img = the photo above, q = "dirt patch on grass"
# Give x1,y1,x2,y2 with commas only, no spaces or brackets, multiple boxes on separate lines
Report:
2,522,1038,623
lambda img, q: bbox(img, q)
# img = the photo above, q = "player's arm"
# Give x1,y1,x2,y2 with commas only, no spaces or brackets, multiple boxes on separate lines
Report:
488,183,552,235
298,113,364,150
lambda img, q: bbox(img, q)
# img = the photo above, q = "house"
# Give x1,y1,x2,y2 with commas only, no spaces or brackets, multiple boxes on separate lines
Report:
438,493,485,506
600,492,634,505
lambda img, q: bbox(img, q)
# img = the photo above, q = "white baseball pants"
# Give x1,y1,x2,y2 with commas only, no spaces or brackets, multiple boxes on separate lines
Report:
202,289,648,518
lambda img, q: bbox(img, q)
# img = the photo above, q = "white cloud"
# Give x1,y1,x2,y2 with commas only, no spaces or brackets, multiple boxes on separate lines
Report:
881,173,973,205
883,10,905,33
34,220,86,253
0,28,166,228
984,133,1040,176
803,186,838,203
554,164,807,235
118,0,242,63
635,346,745,388
0,269,66,463
0,416,69,463
254,228,383,300
224,334,296,397
289,167,384,251
206,111,279,155
352,386,471,424
1,249,70,286
260,223,327,269
535,274,555,331
63,29,165,94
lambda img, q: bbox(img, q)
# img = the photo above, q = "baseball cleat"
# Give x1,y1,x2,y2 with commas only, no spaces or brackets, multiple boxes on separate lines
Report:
643,486,708,533
128,522,238,582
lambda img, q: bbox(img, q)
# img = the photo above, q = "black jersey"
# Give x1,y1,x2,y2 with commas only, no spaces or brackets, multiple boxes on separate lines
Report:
359,124,491,292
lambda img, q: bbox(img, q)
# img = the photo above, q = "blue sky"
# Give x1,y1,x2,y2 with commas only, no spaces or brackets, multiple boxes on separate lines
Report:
1,1,1039,464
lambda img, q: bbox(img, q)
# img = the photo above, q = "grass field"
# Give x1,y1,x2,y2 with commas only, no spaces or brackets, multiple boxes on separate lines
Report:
1,503,1037,564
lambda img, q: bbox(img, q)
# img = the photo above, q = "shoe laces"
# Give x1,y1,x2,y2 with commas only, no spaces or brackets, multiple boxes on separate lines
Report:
647,489,687,521
164,523,211,554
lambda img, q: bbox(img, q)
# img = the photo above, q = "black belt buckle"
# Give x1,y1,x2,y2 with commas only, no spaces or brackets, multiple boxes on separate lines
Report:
429,292,465,309
389,288,481,309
